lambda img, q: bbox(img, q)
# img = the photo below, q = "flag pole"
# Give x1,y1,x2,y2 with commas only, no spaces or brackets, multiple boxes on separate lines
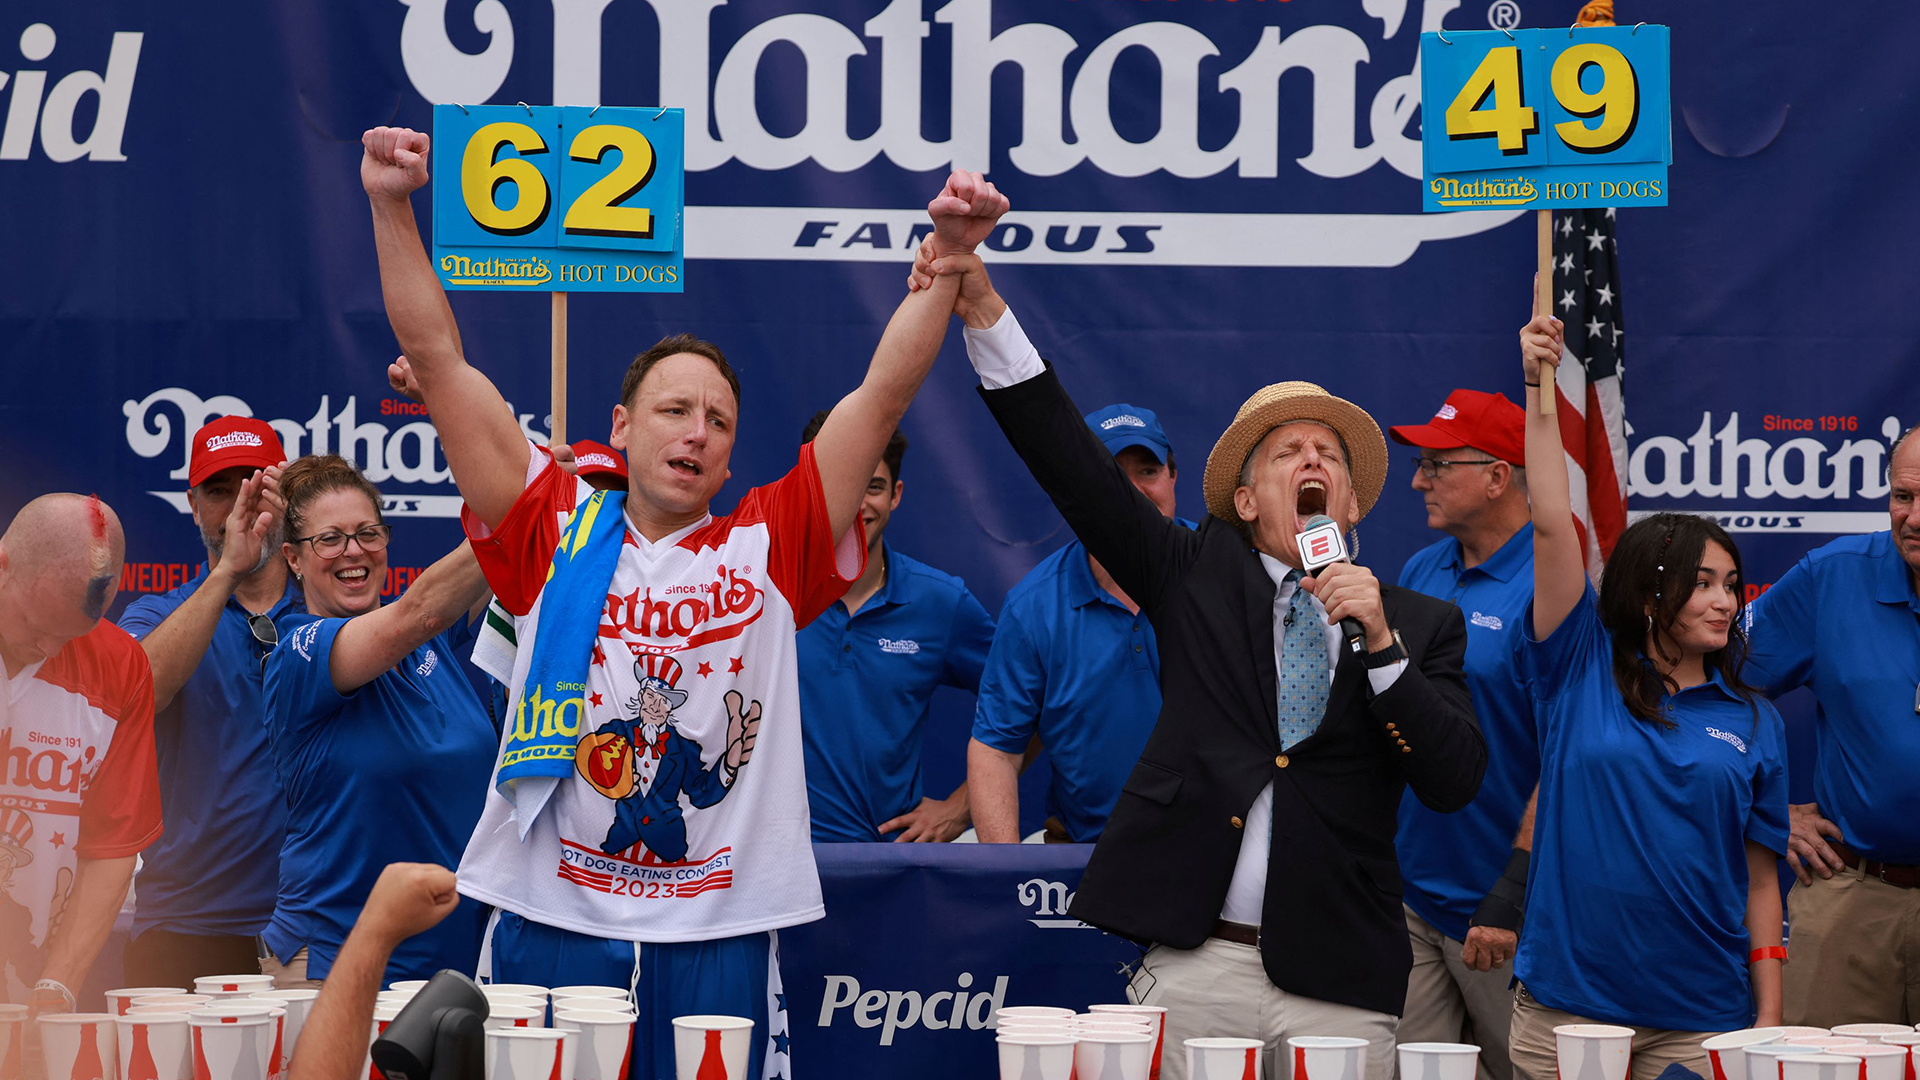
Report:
551,291,568,447
1535,209,1556,417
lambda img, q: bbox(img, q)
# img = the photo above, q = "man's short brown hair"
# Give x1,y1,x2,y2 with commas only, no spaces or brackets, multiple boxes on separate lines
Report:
619,334,742,413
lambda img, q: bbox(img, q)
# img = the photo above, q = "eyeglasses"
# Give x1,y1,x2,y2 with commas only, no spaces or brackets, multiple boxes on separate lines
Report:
291,524,391,559
1410,455,1499,479
247,612,279,670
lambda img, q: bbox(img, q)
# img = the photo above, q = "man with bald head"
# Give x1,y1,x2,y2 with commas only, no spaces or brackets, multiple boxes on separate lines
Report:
0,494,163,1015
1744,427,1920,1026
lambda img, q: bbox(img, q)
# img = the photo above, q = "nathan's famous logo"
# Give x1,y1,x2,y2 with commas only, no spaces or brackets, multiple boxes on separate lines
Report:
204,431,263,452
1019,878,1092,930
1428,175,1538,208
439,254,553,286
1631,411,1905,502
601,565,764,648
1,726,102,797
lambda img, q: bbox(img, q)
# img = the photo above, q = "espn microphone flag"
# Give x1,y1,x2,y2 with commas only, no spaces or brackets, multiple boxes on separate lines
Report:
1548,204,1630,579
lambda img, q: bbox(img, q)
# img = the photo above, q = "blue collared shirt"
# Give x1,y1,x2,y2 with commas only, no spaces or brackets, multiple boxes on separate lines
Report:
1514,586,1789,1032
1744,530,1920,862
117,569,301,938
972,539,1164,843
798,544,996,842
1395,528,1540,940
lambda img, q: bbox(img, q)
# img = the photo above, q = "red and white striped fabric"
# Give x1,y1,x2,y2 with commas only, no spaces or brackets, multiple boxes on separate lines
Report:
1547,206,1630,578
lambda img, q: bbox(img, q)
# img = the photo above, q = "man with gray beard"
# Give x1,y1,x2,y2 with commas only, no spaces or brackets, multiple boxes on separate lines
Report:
117,416,298,988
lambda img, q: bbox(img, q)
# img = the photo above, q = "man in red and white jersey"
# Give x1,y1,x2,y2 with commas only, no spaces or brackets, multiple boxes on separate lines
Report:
361,125,1005,1079
0,494,163,1017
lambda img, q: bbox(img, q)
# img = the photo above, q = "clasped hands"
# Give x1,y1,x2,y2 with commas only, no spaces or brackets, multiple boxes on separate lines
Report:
906,171,1011,327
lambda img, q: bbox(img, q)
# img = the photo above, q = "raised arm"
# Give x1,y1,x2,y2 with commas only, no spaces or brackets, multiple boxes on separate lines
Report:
809,172,1006,542
325,541,489,693
1520,289,1583,638
136,468,281,710
362,127,530,528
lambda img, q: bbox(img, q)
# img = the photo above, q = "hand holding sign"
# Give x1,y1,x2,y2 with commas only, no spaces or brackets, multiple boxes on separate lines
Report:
362,126,430,201
1520,276,1565,387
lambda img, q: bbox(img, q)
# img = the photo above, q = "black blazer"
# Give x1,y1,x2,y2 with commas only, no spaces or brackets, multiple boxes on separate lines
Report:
981,366,1486,1017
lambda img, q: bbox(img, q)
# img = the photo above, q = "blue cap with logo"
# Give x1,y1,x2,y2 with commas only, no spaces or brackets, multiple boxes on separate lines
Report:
1084,404,1172,464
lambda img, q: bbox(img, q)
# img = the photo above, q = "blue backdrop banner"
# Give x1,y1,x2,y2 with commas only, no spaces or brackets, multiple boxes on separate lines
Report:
3,0,1913,856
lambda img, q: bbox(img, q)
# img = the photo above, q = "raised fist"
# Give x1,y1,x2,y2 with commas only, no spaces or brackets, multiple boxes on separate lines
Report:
927,170,1010,258
723,690,761,774
358,862,460,947
362,126,431,201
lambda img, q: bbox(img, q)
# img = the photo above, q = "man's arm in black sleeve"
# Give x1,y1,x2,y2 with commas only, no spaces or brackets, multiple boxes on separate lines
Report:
1372,596,1485,812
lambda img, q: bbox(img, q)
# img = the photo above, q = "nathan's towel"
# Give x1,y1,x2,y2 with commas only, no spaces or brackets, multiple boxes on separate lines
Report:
495,488,625,835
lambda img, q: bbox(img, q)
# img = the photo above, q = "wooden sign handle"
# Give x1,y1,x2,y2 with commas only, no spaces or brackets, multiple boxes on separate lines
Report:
1535,209,1557,417
551,291,568,447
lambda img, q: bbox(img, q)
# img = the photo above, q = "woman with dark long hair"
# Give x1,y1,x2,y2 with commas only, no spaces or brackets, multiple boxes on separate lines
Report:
261,454,496,986
1505,301,1788,1080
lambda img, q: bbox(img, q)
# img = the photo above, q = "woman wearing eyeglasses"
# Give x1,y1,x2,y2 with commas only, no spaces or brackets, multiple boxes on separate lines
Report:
261,454,496,986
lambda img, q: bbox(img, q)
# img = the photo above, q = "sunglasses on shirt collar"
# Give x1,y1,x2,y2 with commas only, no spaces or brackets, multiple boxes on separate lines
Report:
248,613,278,669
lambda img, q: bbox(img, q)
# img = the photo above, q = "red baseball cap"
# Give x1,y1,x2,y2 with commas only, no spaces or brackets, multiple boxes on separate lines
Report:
188,416,288,486
1388,389,1526,465
570,440,629,484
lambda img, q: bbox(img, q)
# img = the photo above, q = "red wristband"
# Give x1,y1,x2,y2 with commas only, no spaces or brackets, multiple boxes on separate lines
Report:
1749,946,1788,964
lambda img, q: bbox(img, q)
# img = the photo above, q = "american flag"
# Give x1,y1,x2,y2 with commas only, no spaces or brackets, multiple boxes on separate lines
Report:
1548,206,1629,578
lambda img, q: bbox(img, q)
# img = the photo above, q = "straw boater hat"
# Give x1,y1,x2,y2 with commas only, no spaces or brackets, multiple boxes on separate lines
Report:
1201,381,1389,527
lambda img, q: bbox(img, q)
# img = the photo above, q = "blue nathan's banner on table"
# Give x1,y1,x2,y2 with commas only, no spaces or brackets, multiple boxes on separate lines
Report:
2,0,1917,940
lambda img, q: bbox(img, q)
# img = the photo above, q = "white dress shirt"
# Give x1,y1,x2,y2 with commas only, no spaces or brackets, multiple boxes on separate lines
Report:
962,305,1408,928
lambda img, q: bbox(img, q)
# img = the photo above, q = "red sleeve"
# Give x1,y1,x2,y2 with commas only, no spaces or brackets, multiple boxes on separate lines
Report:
74,626,162,859
461,445,580,616
731,443,865,628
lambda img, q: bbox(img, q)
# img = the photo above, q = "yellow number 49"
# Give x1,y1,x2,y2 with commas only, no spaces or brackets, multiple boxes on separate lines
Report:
1444,45,1538,154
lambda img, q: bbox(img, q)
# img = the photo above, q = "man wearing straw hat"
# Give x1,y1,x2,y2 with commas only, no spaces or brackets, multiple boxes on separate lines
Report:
910,244,1486,1080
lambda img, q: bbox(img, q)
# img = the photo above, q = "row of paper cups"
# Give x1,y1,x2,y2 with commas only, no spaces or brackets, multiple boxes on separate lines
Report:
0,989,318,1080
1693,1024,1920,1080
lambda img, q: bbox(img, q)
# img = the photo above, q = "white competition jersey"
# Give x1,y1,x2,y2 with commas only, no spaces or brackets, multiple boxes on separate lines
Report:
457,444,861,942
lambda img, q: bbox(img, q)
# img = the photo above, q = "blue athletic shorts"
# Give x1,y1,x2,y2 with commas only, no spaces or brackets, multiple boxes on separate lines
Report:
485,910,790,1080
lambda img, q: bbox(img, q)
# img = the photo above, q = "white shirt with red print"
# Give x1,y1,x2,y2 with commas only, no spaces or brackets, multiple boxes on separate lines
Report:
0,622,162,1002
456,443,862,943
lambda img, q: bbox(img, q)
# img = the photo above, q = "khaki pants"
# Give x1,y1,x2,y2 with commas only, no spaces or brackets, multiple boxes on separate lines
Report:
262,946,324,989
1782,864,1920,1026
1507,984,1716,1080
1129,936,1398,1080
1397,906,1513,1080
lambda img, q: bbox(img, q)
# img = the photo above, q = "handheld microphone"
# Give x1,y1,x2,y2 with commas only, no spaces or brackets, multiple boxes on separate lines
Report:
1295,514,1366,654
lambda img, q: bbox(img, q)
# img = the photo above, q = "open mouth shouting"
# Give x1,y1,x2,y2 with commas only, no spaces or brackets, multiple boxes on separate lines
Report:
667,456,704,479
1295,478,1328,522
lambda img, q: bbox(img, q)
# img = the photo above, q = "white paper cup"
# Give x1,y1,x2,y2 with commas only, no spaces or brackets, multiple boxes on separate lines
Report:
1746,1043,1811,1080
385,981,428,995
1078,1021,1154,1037
552,998,635,1019
1089,1006,1169,1080
1554,1024,1634,1080
1829,1045,1906,1080
130,997,211,1011
1776,1029,1831,1040
1290,1036,1370,1080
127,1007,204,1017
1788,1039,1860,1050
1835,1027,1915,1039
105,991,187,1018
483,995,545,1012
549,987,628,1002
484,1029,572,1080
39,1014,117,1080
0,1004,27,1080
671,1015,754,1080
482,985,551,1002
1702,1029,1787,1080
246,993,316,1067
364,1004,404,1080
1187,1037,1264,1080
997,1016,1073,1029
116,1011,192,1080
552,1011,634,1080
188,1011,273,1080
1781,1055,1862,1080
997,1007,1077,1023
1397,1042,1482,1080
999,1032,1078,1080
1876,1035,1920,1046
192,1008,283,1080
1076,1031,1154,1080
193,977,274,999
484,1006,546,1031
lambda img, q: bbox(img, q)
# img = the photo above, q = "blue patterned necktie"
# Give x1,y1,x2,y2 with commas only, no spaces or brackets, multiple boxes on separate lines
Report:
1276,570,1330,749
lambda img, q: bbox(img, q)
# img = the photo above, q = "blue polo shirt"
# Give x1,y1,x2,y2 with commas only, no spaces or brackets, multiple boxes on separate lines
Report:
118,571,301,939
1395,528,1540,940
799,545,995,842
1513,586,1789,1032
1745,530,1920,863
263,610,496,981
972,539,1165,843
